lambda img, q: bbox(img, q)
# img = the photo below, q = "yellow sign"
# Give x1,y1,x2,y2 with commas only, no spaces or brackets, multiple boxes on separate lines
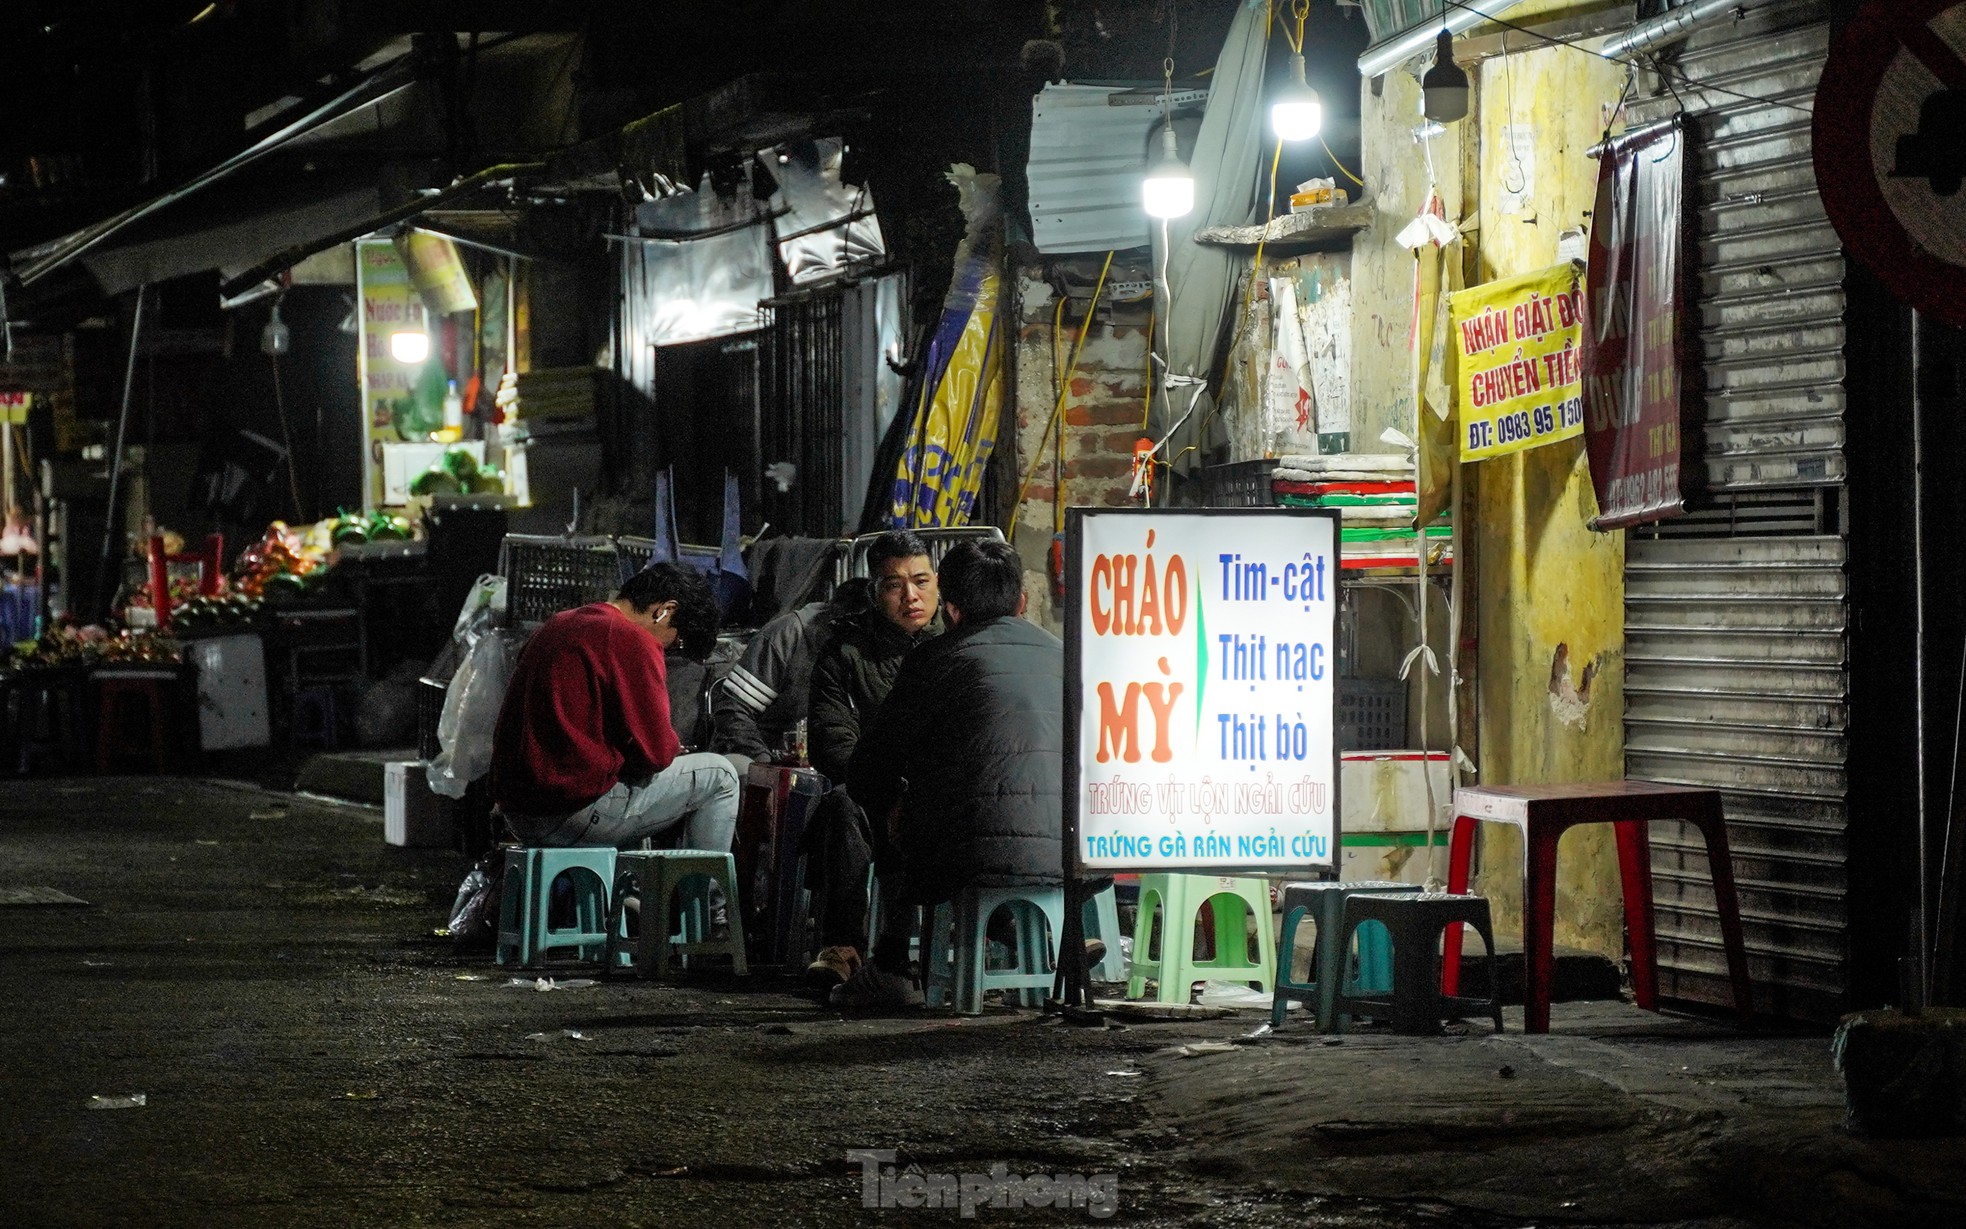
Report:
0,392,28,426
1449,263,1585,462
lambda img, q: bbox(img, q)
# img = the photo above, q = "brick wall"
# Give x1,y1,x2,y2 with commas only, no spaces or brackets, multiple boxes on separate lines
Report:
1009,266,1152,631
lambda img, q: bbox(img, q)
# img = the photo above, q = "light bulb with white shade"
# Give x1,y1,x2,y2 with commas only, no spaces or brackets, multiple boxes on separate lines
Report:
1270,54,1323,142
1142,125,1195,220
390,329,430,365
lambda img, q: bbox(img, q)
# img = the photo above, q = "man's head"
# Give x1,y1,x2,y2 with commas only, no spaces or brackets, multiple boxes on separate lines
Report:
936,540,1025,627
866,530,937,635
614,562,720,659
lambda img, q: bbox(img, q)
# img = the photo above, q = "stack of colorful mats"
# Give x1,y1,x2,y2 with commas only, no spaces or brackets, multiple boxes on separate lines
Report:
1272,454,1451,571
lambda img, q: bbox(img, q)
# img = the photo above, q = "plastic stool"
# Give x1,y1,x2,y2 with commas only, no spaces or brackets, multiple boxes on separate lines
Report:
95,673,172,773
608,849,749,978
496,847,617,968
1333,892,1503,1036
865,867,921,963
925,883,1064,1014
1082,884,1126,982
290,686,338,750
1126,874,1276,1003
1272,880,1408,1030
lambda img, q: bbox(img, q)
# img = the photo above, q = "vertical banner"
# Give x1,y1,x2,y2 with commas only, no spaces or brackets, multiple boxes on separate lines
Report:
1449,263,1586,462
888,237,1003,528
355,240,428,509
1066,509,1339,875
1582,118,1686,528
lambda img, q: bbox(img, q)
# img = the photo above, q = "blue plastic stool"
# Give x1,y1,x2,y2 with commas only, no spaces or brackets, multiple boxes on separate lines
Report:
1272,880,1406,1030
496,847,617,968
607,849,749,978
926,884,1064,1014
1082,884,1126,982
1127,874,1276,1003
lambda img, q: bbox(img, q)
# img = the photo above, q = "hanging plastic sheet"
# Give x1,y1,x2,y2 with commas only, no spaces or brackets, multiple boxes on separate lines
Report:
627,173,772,346
888,168,1004,528
765,137,886,287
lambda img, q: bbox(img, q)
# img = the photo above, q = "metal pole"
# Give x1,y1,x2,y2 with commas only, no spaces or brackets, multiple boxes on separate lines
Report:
97,285,148,620
1913,308,1931,1009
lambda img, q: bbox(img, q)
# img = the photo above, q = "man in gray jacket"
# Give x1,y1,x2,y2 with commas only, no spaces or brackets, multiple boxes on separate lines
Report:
831,538,1064,1010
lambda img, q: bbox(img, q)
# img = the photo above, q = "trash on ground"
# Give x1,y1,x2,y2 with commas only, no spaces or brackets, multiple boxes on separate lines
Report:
1195,982,1275,1009
454,973,486,981
87,1094,146,1110
1241,1023,1274,1042
341,1091,383,1100
193,840,220,846
248,809,287,821
1105,1070,1143,1077
507,977,597,991
1158,1041,1241,1059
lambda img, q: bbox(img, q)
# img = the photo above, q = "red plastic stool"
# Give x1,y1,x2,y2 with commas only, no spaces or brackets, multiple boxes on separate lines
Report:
94,671,173,773
1441,780,1753,1033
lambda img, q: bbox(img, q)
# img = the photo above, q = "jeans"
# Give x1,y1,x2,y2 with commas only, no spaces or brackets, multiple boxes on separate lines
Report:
510,752,741,852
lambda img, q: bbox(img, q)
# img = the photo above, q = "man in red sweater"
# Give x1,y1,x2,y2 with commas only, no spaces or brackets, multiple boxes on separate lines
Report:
490,563,737,851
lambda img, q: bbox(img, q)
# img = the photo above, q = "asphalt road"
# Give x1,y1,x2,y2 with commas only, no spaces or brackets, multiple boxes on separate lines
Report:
4,777,1962,1229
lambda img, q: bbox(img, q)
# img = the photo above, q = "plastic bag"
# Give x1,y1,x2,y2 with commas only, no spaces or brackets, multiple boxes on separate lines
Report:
426,627,525,798
447,853,503,954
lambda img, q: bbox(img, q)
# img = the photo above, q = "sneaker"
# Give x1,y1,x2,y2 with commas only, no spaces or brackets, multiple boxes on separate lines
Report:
829,960,925,1011
805,945,862,989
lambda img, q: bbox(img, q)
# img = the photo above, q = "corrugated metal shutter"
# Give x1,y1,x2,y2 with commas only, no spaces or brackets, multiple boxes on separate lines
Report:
1620,2,1849,1020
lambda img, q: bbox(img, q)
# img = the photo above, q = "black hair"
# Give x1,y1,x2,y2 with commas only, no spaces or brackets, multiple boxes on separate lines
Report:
865,530,931,576
937,540,1023,623
617,562,720,660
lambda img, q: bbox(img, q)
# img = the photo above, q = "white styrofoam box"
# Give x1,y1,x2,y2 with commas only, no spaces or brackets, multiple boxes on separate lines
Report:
1341,751,1452,833
385,760,451,848
1340,832,1450,887
189,634,271,750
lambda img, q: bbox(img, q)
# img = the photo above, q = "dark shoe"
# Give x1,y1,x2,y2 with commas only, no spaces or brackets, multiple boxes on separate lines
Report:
805,945,862,988
829,960,924,1010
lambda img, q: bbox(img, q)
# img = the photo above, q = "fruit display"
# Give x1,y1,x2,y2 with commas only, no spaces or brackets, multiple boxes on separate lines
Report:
12,622,182,669
326,509,413,547
410,446,504,496
234,521,323,599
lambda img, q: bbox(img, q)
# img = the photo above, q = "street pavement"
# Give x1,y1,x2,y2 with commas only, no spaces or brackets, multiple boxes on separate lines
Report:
2,776,1962,1228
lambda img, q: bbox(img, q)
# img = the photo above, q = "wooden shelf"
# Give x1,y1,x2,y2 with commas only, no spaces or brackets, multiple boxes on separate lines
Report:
1194,200,1373,249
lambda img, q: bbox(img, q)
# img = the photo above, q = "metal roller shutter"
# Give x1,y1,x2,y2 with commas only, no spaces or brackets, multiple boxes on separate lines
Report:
1621,2,1849,1020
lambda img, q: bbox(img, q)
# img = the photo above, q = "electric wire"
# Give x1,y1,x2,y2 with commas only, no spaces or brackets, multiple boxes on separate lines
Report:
1440,0,1814,117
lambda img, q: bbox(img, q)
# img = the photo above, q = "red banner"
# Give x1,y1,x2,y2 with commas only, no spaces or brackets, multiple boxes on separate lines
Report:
1582,119,1686,530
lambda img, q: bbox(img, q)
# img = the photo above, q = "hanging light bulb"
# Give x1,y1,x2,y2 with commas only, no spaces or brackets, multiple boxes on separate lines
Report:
259,302,290,357
1142,125,1195,220
1271,53,1323,141
389,329,430,365
1421,28,1470,124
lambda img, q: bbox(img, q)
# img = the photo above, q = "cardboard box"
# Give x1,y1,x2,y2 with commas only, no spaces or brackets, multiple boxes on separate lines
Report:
384,760,450,848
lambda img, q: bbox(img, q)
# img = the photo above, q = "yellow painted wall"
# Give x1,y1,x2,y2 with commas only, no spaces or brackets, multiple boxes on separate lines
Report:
1465,38,1629,956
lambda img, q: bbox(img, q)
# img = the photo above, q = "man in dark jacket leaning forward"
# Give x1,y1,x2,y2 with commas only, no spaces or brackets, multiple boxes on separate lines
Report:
830,538,1064,1009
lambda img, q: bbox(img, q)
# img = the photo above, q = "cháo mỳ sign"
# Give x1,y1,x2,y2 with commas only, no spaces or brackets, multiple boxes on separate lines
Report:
1068,509,1339,875
1450,263,1586,462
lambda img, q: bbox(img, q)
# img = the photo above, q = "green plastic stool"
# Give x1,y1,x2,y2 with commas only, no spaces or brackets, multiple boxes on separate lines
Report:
607,849,749,978
496,847,618,968
925,883,1064,1014
1083,884,1126,982
1272,880,1406,1030
1126,874,1276,1003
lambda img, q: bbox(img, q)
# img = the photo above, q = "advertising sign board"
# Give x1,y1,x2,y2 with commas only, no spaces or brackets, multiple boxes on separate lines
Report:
1065,508,1340,876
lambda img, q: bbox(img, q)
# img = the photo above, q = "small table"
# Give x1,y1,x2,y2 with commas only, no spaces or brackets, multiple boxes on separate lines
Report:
1441,780,1754,1033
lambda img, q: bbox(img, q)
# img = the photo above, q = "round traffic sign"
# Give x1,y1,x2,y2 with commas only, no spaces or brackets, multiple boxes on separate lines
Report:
1815,0,1966,327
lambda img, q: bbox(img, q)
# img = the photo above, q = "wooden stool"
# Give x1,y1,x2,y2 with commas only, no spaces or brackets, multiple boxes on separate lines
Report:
1443,780,1754,1033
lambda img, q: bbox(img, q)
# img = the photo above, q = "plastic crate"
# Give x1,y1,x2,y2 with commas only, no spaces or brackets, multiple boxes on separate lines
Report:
497,535,621,628
1199,459,1277,508
1336,677,1407,751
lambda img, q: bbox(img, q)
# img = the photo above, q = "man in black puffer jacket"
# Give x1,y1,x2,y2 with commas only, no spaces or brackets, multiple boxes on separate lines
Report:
831,538,1064,1009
